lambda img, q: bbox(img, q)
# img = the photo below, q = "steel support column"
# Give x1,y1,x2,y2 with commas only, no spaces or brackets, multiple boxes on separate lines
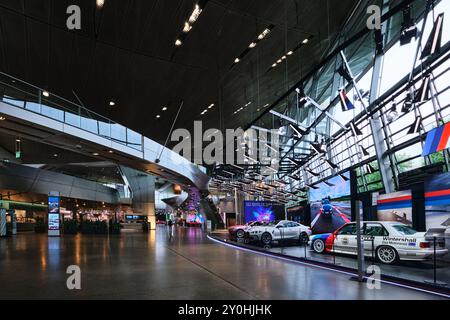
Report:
368,0,396,194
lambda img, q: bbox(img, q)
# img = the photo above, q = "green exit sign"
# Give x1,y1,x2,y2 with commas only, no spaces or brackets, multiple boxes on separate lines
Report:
15,151,21,159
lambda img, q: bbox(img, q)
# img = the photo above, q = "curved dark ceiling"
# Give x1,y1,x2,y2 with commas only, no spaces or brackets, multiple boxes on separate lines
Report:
0,0,357,144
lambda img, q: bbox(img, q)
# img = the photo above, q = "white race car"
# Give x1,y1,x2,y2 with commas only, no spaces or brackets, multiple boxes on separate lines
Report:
246,220,312,245
311,221,448,264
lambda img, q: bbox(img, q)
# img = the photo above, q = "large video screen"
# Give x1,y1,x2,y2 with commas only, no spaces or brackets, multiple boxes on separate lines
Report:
244,201,285,223
309,172,351,202
377,190,413,226
309,172,351,234
425,172,450,230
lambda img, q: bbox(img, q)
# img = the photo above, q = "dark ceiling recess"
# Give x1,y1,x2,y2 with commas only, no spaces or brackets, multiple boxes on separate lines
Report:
0,0,357,145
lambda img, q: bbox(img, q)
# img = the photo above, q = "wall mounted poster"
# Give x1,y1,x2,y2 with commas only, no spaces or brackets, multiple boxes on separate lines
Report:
377,190,413,226
425,172,450,231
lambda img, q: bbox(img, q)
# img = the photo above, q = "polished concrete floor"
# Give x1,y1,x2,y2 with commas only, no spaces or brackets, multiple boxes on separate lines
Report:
0,227,446,300
211,232,450,286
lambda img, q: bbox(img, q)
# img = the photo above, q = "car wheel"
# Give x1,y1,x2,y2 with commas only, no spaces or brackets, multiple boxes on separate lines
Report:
236,229,245,239
261,232,272,245
376,246,398,264
299,232,309,245
312,239,326,253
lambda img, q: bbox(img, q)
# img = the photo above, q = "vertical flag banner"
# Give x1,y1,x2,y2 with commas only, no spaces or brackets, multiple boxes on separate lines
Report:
421,122,450,156
339,89,354,112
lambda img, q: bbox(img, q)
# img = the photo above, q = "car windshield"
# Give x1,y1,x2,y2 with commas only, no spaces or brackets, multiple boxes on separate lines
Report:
392,225,418,235
251,221,267,226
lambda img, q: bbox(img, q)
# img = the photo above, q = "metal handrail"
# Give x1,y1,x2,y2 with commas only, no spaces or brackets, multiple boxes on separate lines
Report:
0,71,144,152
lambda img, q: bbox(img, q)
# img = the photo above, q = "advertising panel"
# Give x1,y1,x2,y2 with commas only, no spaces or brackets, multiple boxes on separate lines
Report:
244,201,285,223
425,172,450,231
48,193,60,237
377,190,413,226
309,172,351,234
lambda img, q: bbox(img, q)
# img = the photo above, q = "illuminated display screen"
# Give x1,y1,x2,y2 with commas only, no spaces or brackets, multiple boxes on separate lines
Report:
244,201,285,223
186,213,204,224
309,171,350,202
48,196,60,213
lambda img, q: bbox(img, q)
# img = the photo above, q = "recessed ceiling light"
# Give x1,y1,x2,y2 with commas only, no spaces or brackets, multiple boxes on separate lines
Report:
156,115,161,119
108,150,114,154
208,104,214,109
109,101,115,106
175,39,182,46
234,58,240,64
272,63,277,68
16,139,21,143
92,152,99,156
162,107,168,111
302,38,309,44
42,91,50,97
0,117,5,121
53,154,58,157
96,0,105,8
287,51,293,55
249,42,257,49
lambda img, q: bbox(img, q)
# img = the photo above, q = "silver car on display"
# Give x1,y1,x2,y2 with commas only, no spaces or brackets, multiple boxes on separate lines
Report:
312,221,448,264
246,220,312,245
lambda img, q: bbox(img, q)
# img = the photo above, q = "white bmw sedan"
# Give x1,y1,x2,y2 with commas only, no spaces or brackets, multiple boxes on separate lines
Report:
246,220,312,245
313,221,448,264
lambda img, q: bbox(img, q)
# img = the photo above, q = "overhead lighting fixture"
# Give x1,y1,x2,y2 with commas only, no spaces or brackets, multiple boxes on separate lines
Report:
42,91,50,97
400,5,417,46
402,91,414,113
231,24,275,68
364,163,376,174
53,154,59,157
92,152,99,156
349,122,363,137
305,168,320,177
162,106,168,111
407,116,422,135
208,104,214,109
109,101,115,106
156,115,161,119
269,36,313,70
323,181,335,187
386,101,399,123
421,13,444,59
413,76,431,103
15,138,21,143
359,145,370,157
311,142,326,155
325,159,339,170
289,123,307,138
96,0,105,9
0,117,5,121
175,39,183,46
183,22,192,33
